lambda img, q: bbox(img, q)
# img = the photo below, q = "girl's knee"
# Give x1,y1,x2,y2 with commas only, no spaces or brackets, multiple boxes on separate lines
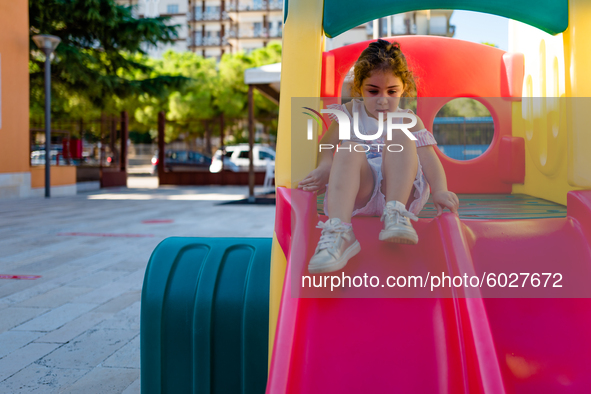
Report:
334,142,369,162
385,133,417,152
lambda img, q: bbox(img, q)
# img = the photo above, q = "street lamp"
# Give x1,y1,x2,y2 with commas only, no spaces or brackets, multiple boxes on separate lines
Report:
32,34,61,198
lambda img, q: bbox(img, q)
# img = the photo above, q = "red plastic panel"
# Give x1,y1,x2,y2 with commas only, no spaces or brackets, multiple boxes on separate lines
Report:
498,136,525,184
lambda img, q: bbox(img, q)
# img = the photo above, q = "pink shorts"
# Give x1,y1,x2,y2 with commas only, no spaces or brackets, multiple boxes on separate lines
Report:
323,153,430,217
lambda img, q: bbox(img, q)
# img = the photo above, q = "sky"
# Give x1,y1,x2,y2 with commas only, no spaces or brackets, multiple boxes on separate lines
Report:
450,10,509,51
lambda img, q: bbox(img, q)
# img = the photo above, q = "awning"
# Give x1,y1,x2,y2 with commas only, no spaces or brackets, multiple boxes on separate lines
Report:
244,62,281,105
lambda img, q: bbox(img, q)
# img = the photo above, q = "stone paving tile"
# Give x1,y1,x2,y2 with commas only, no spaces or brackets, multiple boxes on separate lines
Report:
66,270,128,289
0,364,90,394
0,279,47,300
0,251,117,305
58,366,139,394
35,312,112,344
0,330,44,359
96,302,140,331
70,273,141,305
38,328,138,370
0,342,61,382
13,303,97,332
13,247,96,276
92,291,141,314
0,307,50,334
121,378,140,394
102,334,140,369
17,286,94,308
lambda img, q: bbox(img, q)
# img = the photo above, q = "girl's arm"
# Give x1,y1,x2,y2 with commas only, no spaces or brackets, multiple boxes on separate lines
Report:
418,146,460,216
297,118,340,193
298,101,354,192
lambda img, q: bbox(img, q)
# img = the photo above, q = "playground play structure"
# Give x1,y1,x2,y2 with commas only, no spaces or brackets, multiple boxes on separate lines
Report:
141,0,591,393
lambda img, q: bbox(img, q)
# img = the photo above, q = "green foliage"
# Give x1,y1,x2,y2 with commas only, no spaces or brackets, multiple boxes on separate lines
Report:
29,0,282,144
29,0,187,120
437,98,491,118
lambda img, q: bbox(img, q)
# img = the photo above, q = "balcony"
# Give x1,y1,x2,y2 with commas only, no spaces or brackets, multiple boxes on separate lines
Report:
188,36,230,47
227,28,282,39
188,10,231,22
365,21,455,37
227,1,282,12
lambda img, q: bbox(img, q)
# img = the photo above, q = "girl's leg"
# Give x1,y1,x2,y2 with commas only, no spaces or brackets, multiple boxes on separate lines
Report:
381,132,418,202
326,142,374,223
378,133,420,244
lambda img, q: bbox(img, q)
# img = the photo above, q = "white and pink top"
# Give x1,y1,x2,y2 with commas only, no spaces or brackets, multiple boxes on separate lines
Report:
326,99,438,158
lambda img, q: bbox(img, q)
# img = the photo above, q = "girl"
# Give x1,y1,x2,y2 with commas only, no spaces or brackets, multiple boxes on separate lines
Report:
298,39,459,274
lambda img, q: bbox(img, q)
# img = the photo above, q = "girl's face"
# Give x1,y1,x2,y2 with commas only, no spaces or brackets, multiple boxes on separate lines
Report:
360,70,405,120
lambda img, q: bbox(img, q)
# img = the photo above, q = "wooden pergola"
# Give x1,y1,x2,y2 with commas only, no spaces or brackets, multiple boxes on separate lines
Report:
244,62,280,201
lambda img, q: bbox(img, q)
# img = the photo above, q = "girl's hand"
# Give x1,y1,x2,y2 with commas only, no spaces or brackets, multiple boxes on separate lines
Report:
298,165,331,194
432,191,460,216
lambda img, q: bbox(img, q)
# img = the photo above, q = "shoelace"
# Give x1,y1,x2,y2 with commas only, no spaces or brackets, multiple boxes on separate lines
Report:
316,221,350,251
380,205,419,225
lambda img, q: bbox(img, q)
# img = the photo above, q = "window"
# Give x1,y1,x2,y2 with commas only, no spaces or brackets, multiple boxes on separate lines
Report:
259,150,275,160
238,150,250,159
224,150,234,158
167,4,179,14
253,22,262,36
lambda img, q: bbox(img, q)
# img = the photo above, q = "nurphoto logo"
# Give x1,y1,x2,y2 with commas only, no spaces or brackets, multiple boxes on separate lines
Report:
302,106,418,153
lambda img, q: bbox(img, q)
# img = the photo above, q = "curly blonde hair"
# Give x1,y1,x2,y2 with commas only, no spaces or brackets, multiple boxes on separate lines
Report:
351,39,417,98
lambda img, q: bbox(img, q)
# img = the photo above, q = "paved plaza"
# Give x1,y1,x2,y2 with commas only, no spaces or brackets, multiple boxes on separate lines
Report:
0,177,276,393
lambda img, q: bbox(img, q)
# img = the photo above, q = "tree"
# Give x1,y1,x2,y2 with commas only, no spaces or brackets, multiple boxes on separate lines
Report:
29,0,188,121
215,43,282,144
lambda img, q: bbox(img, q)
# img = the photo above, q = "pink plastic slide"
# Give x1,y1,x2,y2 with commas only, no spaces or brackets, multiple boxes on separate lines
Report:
267,188,591,393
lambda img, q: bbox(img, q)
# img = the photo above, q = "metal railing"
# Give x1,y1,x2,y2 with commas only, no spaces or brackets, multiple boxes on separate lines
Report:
227,1,283,12
228,28,282,38
189,10,231,21
189,36,230,47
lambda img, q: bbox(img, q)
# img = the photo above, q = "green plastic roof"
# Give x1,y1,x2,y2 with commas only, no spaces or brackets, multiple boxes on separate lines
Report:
323,0,568,37
283,0,568,38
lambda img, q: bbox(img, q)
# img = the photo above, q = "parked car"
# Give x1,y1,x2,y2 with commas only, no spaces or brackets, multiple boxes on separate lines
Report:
151,150,212,175
30,150,59,165
209,144,275,173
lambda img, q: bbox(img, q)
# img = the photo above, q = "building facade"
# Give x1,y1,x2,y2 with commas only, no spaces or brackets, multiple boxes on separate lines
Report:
117,0,283,59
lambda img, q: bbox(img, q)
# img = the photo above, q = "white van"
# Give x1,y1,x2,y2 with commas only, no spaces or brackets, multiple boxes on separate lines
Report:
210,144,275,173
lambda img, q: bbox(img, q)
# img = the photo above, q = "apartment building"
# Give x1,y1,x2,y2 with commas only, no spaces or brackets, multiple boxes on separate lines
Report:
116,0,190,57
117,0,283,59
188,0,283,58
116,1,452,59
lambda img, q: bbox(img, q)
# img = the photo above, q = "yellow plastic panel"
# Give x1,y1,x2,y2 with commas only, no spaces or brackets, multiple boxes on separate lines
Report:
509,19,576,204
275,0,324,188
268,233,287,366
269,0,324,365
563,0,591,188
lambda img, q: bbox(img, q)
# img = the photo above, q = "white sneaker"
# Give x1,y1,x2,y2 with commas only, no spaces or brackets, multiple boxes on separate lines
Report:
379,200,419,244
308,218,361,274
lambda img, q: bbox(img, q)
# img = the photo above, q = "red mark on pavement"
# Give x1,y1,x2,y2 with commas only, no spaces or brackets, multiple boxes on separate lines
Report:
142,219,174,224
57,232,154,238
0,274,42,280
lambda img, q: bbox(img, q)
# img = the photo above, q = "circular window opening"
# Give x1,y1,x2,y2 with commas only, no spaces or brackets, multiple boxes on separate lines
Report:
433,98,494,160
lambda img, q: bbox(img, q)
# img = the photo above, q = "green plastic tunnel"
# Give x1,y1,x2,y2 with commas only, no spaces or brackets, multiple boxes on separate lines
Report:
141,237,272,394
